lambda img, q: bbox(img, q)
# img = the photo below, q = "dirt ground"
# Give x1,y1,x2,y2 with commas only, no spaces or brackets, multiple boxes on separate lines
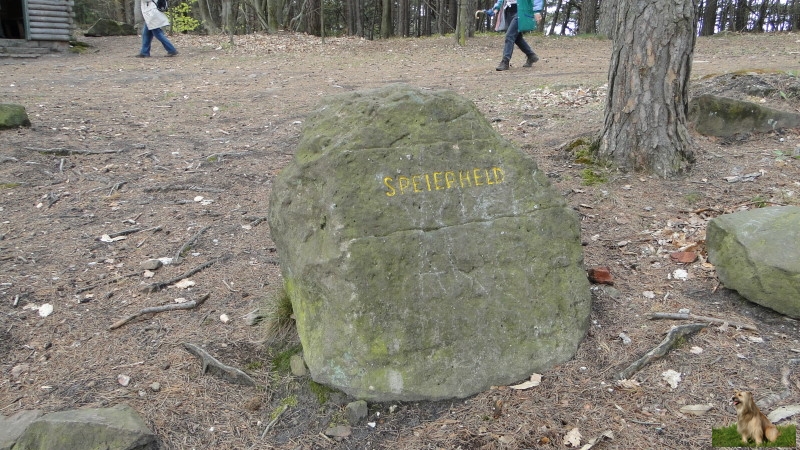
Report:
1,30,800,449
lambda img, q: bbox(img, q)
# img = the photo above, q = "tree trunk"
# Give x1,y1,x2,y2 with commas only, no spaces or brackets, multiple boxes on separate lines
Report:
267,0,282,31
455,0,469,45
197,0,220,33
700,0,717,35
549,0,563,35
598,0,696,177
381,0,392,37
579,0,597,34
598,0,616,37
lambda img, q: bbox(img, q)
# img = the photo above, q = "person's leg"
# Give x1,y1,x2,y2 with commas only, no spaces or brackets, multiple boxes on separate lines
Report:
151,27,178,55
139,24,153,56
515,31,538,67
497,13,518,71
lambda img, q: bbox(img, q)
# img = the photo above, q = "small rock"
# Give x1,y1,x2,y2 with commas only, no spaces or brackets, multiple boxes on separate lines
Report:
38,303,53,317
324,425,351,438
140,259,163,271
289,354,307,376
11,363,30,379
149,382,161,392
346,400,368,425
219,314,230,323
618,333,631,345
117,374,131,386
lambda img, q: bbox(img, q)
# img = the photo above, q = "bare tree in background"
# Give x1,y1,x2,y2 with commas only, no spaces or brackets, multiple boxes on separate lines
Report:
597,0,697,177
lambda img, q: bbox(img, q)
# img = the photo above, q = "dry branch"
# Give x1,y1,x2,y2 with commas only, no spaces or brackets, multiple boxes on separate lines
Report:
183,342,256,386
143,184,224,193
261,404,289,438
140,257,220,293
647,312,757,331
172,225,210,265
109,293,209,330
616,323,708,380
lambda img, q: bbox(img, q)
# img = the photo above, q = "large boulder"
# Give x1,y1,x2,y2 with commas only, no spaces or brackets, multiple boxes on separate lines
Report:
13,404,156,450
84,19,137,37
706,206,800,318
689,94,800,137
268,84,591,401
0,104,31,130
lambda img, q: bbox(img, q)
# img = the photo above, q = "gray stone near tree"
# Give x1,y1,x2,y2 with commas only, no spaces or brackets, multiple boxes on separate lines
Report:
268,84,592,401
11,404,156,450
706,206,800,318
0,104,31,130
84,19,137,36
689,94,800,137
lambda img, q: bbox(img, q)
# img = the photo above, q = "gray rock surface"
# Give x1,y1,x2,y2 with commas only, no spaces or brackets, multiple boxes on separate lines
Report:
345,400,368,425
13,404,157,450
689,94,800,137
0,104,31,130
0,410,42,450
268,84,591,401
706,206,800,318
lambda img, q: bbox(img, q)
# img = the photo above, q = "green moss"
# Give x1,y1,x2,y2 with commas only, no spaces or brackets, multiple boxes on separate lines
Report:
308,380,336,404
751,196,767,208
580,168,607,186
269,395,298,420
711,424,795,447
0,182,21,189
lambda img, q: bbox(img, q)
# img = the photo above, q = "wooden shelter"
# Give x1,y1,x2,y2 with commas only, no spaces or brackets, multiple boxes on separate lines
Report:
1,0,74,55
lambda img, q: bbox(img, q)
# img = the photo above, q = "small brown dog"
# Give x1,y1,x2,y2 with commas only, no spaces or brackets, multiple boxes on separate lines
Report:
731,390,779,445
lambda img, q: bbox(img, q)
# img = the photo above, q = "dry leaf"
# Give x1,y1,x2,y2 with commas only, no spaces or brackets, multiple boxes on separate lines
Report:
564,427,582,447
173,279,196,289
616,379,640,390
510,373,542,390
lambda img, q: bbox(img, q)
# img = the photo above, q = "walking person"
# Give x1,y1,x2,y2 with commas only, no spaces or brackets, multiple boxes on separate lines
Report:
486,0,542,71
137,0,178,57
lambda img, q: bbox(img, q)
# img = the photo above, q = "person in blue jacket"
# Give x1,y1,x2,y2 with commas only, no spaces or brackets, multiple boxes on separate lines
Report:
486,0,543,71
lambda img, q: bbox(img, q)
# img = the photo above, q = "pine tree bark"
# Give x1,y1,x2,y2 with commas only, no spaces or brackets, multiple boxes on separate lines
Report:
598,0,697,177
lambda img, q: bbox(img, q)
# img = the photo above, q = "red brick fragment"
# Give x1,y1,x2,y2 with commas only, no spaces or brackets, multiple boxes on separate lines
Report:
669,251,698,264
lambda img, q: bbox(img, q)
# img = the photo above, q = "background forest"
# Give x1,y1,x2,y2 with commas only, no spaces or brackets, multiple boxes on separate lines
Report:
74,0,800,40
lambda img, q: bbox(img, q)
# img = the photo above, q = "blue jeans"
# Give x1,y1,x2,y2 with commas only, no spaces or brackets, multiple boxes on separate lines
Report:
503,12,534,61
140,25,177,56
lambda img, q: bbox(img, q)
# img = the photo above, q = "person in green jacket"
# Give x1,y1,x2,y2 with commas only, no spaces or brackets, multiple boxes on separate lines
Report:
486,0,543,71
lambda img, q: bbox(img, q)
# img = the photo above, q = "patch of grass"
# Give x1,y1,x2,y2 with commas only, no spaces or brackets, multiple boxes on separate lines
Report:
245,360,264,371
580,168,607,186
711,423,796,447
271,344,303,373
308,380,336,404
751,196,768,208
270,395,298,420
0,182,21,190
683,191,703,206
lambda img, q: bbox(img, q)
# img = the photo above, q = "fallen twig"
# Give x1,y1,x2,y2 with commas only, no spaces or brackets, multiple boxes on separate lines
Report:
143,184,224,193
25,147,125,155
76,271,139,294
647,312,757,331
141,257,220,293
261,404,289,438
109,293,209,330
616,323,708,380
173,225,210,265
183,342,256,386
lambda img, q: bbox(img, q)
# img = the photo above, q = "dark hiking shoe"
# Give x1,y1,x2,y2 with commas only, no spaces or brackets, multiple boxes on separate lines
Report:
167,51,178,57
523,53,539,67
495,59,510,71
136,54,150,58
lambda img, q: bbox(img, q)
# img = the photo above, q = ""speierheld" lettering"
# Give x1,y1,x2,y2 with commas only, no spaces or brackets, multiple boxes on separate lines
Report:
383,167,505,197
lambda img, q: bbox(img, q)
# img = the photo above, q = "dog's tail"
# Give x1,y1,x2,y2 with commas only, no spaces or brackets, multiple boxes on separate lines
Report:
765,423,779,442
